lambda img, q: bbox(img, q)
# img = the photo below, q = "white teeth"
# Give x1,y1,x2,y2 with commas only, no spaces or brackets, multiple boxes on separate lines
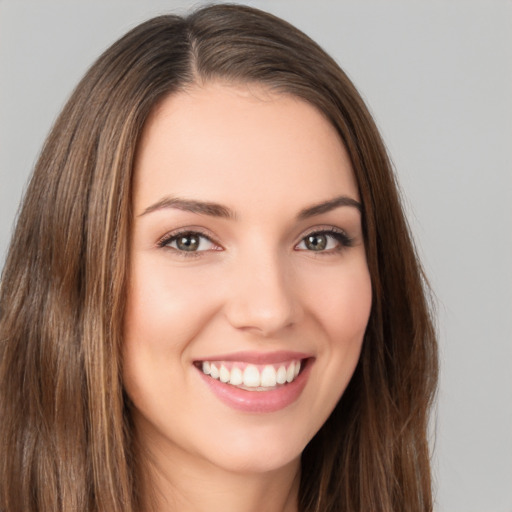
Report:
276,366,287,384
260,365,277,387
199,359,303,389
219,364,230,383
243,365,261,387
210,363,219,380
286,363,295,383
229,366,243,386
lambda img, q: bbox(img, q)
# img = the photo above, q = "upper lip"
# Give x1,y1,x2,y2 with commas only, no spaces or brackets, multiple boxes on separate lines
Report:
194,350,312,365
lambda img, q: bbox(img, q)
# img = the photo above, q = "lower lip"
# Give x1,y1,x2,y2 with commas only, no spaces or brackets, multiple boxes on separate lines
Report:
197,359,313,413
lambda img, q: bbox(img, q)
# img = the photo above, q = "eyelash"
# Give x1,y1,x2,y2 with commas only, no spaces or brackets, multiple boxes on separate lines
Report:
156,228,220,258
297,227,354,254
157,227,354,258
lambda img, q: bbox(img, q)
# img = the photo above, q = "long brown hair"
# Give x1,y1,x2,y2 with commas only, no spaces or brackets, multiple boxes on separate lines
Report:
0,5,437,511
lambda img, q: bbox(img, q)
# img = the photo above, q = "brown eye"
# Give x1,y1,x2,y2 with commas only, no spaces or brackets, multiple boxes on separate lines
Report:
296,229,353,253
160,231,218,253
304,234,327,251
175,234,200,251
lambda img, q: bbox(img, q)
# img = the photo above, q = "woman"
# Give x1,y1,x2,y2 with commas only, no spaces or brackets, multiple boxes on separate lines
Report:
0,4,438,512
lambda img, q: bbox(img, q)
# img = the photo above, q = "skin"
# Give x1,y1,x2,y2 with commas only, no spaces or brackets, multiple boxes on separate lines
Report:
123,82,372,512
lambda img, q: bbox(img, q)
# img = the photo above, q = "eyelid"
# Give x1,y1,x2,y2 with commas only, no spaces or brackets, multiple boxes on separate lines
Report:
155,225,353,255
156,227,223,252
295,226,354,251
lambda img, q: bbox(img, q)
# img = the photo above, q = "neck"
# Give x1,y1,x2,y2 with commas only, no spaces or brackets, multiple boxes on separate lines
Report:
138,439,300,512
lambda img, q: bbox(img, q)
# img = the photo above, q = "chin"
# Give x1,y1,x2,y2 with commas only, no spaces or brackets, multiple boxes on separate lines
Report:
210,450,300,476
200,427,306,475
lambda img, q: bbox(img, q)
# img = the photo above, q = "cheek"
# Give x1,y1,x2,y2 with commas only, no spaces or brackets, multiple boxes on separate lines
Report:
290,261,372,442
121,261,220,409
311,262,372,385
311,262,372,342
124,260,220,351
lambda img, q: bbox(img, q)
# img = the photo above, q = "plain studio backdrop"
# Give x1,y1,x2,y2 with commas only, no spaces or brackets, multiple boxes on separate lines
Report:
0,1,511,511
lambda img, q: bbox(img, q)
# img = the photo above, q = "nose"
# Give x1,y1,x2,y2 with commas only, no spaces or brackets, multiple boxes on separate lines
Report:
223,250,301,337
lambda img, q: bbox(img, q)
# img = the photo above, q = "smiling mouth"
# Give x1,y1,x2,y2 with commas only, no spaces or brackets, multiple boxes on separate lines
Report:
194,359,307,391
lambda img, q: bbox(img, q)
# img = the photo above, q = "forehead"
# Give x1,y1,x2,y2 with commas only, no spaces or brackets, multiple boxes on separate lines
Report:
133,82,359,214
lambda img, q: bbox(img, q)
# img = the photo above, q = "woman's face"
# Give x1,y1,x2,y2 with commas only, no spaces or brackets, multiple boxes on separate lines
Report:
123,83,372,475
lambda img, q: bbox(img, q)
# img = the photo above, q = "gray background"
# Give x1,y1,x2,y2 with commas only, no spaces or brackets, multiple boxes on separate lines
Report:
1,1,511,511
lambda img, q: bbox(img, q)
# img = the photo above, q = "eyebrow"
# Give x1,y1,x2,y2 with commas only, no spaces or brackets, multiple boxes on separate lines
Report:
139,194,362,220
139,197,236,219
297,195,362,219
